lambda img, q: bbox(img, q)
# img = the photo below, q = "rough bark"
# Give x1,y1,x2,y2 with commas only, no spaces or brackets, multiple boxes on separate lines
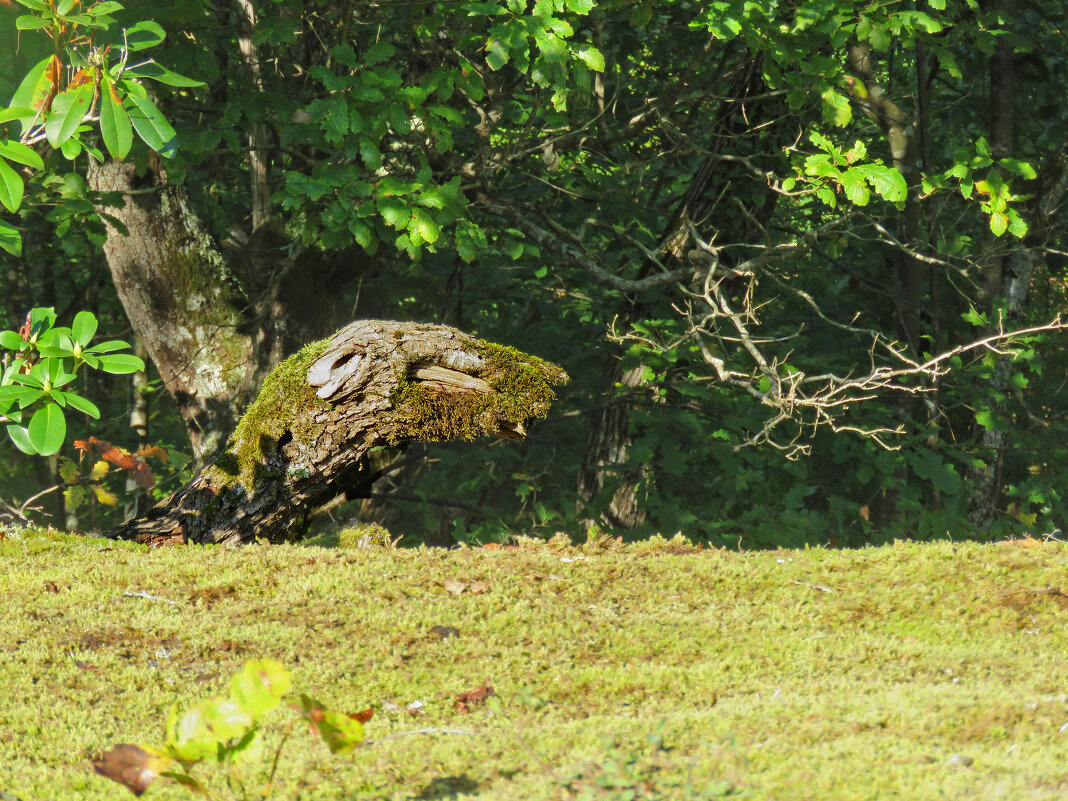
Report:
107,320,567,546
88,159,373,466
88,158,259,463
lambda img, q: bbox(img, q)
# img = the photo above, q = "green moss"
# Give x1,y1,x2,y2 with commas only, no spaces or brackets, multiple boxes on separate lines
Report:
390,338,568,443
219,337,332,491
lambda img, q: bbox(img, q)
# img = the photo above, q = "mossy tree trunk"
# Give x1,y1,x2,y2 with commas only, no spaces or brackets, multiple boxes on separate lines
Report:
87,158,377,466
108,320,567,546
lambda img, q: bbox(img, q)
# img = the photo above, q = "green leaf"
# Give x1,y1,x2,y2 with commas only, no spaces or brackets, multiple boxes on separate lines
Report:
0,385,43,405
295,695,365,755
856,164,907,202
0,158,25,214
231,660,292,722
7,424,36,455
1006,209,1027,238
0,141,45,170
10,56,55,134
15,15,52,30
377,196,411,230
962,306,988,327
45,78,96,148
95,353,146,374
124,20,166,51
574,45,605,72
28,403,66,456
72,311,98,347
125,93,178,157
0,107,36,125
100,75,134,160
0,330,25,350
840,170,870,206
820,89,852,127
409,208,440,245
53,391,100,419
122,61,206,87
85,339,135,354
989,211,1008,237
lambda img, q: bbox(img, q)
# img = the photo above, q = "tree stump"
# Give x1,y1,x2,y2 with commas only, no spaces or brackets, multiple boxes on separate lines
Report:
109,320,568,546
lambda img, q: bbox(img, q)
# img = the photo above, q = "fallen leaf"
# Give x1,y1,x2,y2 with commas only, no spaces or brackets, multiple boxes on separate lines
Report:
442,579,466,596
455,683,494,713
467,581,489,595
351,707,375,723
91,744,171,796
381,700,403,714
407,700,425,715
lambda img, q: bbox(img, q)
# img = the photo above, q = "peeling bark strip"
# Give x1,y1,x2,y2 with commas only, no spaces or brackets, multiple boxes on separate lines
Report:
109,321,568,546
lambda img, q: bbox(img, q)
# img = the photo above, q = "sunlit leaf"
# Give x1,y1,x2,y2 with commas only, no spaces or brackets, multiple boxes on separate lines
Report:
231,659,292,722
6,424,36,454
0,140,45,170
122,61,206,87
0,219,21,257
0,158,25,213
72,310,98,346
28,403,67,456
100,74,134,160
124,93,178,157
45,78,96,149
96,353,147,374
124,20,166,52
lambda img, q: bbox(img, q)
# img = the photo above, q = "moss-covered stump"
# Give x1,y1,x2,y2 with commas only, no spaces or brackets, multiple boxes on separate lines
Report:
109,320,568,546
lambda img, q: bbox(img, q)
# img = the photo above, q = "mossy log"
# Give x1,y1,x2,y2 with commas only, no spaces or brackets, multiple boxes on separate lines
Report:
109,320,568,546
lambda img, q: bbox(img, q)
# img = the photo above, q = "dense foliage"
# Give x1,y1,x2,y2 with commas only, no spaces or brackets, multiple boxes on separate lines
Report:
0,0,1064,545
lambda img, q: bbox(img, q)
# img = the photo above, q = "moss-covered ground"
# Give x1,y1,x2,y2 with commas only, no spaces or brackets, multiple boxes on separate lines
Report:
1,528,1066,800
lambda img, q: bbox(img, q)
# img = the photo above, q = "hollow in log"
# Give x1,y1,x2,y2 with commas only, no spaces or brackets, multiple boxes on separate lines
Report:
109,320,568,546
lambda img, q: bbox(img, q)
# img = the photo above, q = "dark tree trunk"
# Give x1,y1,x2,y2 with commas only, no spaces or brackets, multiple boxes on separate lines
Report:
107,320,567,546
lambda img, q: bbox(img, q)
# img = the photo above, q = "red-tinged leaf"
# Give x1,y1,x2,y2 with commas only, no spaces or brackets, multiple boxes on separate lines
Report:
101,445,129,466
351,707,375,723
9,56,60,134
132,462,155,489
92,744,172,796
137,444,169,464
73,438,91,453
294,695,365,754
454,683,494,713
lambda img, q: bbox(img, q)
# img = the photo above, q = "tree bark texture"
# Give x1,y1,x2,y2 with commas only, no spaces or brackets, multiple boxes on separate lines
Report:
108,320,567,546
88,159,377,466
88,158,259,463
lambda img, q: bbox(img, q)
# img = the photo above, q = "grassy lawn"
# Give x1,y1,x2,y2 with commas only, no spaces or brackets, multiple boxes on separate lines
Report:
1,526,1066,800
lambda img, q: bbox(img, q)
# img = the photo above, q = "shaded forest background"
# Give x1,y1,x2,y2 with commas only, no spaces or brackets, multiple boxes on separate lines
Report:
0,0,1065,547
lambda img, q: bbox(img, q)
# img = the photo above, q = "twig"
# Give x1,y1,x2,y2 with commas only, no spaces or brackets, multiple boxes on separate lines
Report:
123,590,179,605
366,727,480,745
790,579,837,594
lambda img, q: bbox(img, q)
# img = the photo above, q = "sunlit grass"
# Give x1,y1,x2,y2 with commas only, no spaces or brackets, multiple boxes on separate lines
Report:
1,526,1065,799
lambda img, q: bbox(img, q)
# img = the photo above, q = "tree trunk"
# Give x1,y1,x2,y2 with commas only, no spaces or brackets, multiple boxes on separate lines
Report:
88,158,260,464
107,320,567,546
